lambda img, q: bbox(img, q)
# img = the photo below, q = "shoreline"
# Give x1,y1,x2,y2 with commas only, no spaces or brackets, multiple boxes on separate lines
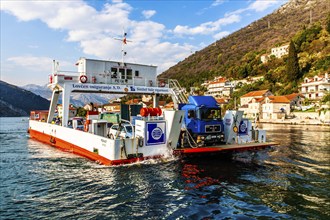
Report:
259,119,330,126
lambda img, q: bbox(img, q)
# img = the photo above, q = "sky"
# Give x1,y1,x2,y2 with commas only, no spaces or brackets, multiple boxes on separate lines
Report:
1,0,288,86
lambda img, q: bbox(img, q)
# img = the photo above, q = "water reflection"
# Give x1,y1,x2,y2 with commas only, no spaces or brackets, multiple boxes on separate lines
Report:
1,118,330,219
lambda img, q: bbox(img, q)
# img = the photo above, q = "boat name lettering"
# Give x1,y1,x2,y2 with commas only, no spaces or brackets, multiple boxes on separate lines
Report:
101,139,107,143
71,84,169,93
89,85,121,90
72,84,89,89
72,84,121,90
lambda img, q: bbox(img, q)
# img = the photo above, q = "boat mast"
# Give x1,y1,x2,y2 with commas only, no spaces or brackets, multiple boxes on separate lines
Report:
113,31,131,66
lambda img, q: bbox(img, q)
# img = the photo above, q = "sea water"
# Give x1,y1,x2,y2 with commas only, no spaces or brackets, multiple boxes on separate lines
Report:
0,117,329,219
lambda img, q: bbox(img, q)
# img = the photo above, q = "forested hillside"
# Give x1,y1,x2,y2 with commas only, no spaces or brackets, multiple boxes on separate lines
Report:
159,0,330,96
0,81,50,117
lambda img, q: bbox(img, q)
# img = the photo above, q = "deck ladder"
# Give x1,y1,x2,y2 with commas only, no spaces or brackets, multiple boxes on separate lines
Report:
169,79,188,108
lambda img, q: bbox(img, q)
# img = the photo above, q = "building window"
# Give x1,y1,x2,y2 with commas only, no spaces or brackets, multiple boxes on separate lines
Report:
135,70,139,77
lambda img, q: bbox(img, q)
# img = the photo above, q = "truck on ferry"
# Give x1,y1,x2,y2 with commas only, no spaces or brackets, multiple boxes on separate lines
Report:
29,56,277,165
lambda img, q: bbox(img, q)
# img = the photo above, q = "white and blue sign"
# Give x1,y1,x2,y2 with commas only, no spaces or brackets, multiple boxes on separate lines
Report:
146,121,166,146
239,120,248,135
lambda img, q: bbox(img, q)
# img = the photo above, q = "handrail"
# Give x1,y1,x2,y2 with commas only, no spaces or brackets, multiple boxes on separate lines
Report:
168,79,188,105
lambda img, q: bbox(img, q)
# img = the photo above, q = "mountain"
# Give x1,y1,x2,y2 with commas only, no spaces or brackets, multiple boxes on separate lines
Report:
0,81,50,117
21,84,121,107
159,0,330,92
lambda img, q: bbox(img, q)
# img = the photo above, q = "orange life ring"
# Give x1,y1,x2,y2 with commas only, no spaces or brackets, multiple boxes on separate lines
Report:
80,75,88,83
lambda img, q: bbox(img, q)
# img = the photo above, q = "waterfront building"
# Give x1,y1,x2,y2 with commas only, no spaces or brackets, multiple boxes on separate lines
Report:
284,93,305,110
262,96,291,119
238,90,272,119
300,73,330,100
240,90,273,107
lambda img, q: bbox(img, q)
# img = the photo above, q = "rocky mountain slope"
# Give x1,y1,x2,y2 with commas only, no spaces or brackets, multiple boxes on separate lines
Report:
0,81,50,117
159,0,330,91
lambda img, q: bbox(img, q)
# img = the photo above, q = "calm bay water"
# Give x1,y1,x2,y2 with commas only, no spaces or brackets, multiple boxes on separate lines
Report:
0,117,329,219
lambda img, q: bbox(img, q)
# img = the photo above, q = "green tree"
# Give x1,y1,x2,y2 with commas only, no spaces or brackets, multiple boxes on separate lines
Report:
76,107,87,117
322,93,330,103
286,41,301,83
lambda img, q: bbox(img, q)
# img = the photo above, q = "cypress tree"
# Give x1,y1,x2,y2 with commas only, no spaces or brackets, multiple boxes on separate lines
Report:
286,40,300,82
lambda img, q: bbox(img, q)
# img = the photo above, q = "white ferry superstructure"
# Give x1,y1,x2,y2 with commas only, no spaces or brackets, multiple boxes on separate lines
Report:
28,57,277,165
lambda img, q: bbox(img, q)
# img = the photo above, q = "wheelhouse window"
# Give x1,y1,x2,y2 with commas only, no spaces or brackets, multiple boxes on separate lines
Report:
127,69,132,80
119,68,125,79
111,68,117,78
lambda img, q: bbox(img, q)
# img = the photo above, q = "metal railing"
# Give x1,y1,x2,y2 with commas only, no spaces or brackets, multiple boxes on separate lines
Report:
168,79,188,106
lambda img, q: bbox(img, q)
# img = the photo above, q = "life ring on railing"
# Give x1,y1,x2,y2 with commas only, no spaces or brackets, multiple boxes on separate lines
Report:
80,75,88,83
159,81,166,87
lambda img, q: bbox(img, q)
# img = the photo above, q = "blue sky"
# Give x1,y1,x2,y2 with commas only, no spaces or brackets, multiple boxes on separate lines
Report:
1,0,288,86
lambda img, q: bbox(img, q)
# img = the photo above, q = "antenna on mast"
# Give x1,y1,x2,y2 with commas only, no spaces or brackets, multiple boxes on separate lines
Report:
113,30,132,66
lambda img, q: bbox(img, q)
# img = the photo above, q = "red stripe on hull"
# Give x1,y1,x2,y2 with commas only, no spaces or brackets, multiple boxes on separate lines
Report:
29,129,162,166
173,142,277,155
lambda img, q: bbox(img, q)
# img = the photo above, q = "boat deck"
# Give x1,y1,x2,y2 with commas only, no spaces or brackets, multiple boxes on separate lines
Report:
173,142,279,155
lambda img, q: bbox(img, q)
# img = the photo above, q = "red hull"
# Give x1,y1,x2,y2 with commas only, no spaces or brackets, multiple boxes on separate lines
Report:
29,129,160,166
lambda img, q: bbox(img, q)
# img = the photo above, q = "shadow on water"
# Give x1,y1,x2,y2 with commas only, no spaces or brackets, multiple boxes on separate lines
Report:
1,118,329,219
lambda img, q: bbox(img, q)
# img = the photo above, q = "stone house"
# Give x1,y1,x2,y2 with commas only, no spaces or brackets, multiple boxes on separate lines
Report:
284,93,305,110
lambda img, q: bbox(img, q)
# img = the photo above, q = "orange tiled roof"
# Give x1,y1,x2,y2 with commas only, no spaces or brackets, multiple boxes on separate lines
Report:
216,98,227,104
284,93,304,101
241,90,269,98
248,97,265,104
209,78,227,85
267,96,290,103
126,99,140,104
164,102,174,108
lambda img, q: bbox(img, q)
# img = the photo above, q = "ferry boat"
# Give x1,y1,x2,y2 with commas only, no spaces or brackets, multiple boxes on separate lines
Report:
28,57,277,166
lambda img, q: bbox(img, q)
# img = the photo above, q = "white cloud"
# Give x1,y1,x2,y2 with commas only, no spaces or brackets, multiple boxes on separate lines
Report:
173,14,240,36
1,0,281,77
211,0,225,7
1,1,194,74
213,31,230,40
197,0,225,15
227,0,283,16
142,10,156,19
7,56,73,72
248,0,280,12
7,56,55,72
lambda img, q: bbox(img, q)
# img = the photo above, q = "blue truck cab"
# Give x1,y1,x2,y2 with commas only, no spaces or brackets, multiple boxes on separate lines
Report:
179,96,225,146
